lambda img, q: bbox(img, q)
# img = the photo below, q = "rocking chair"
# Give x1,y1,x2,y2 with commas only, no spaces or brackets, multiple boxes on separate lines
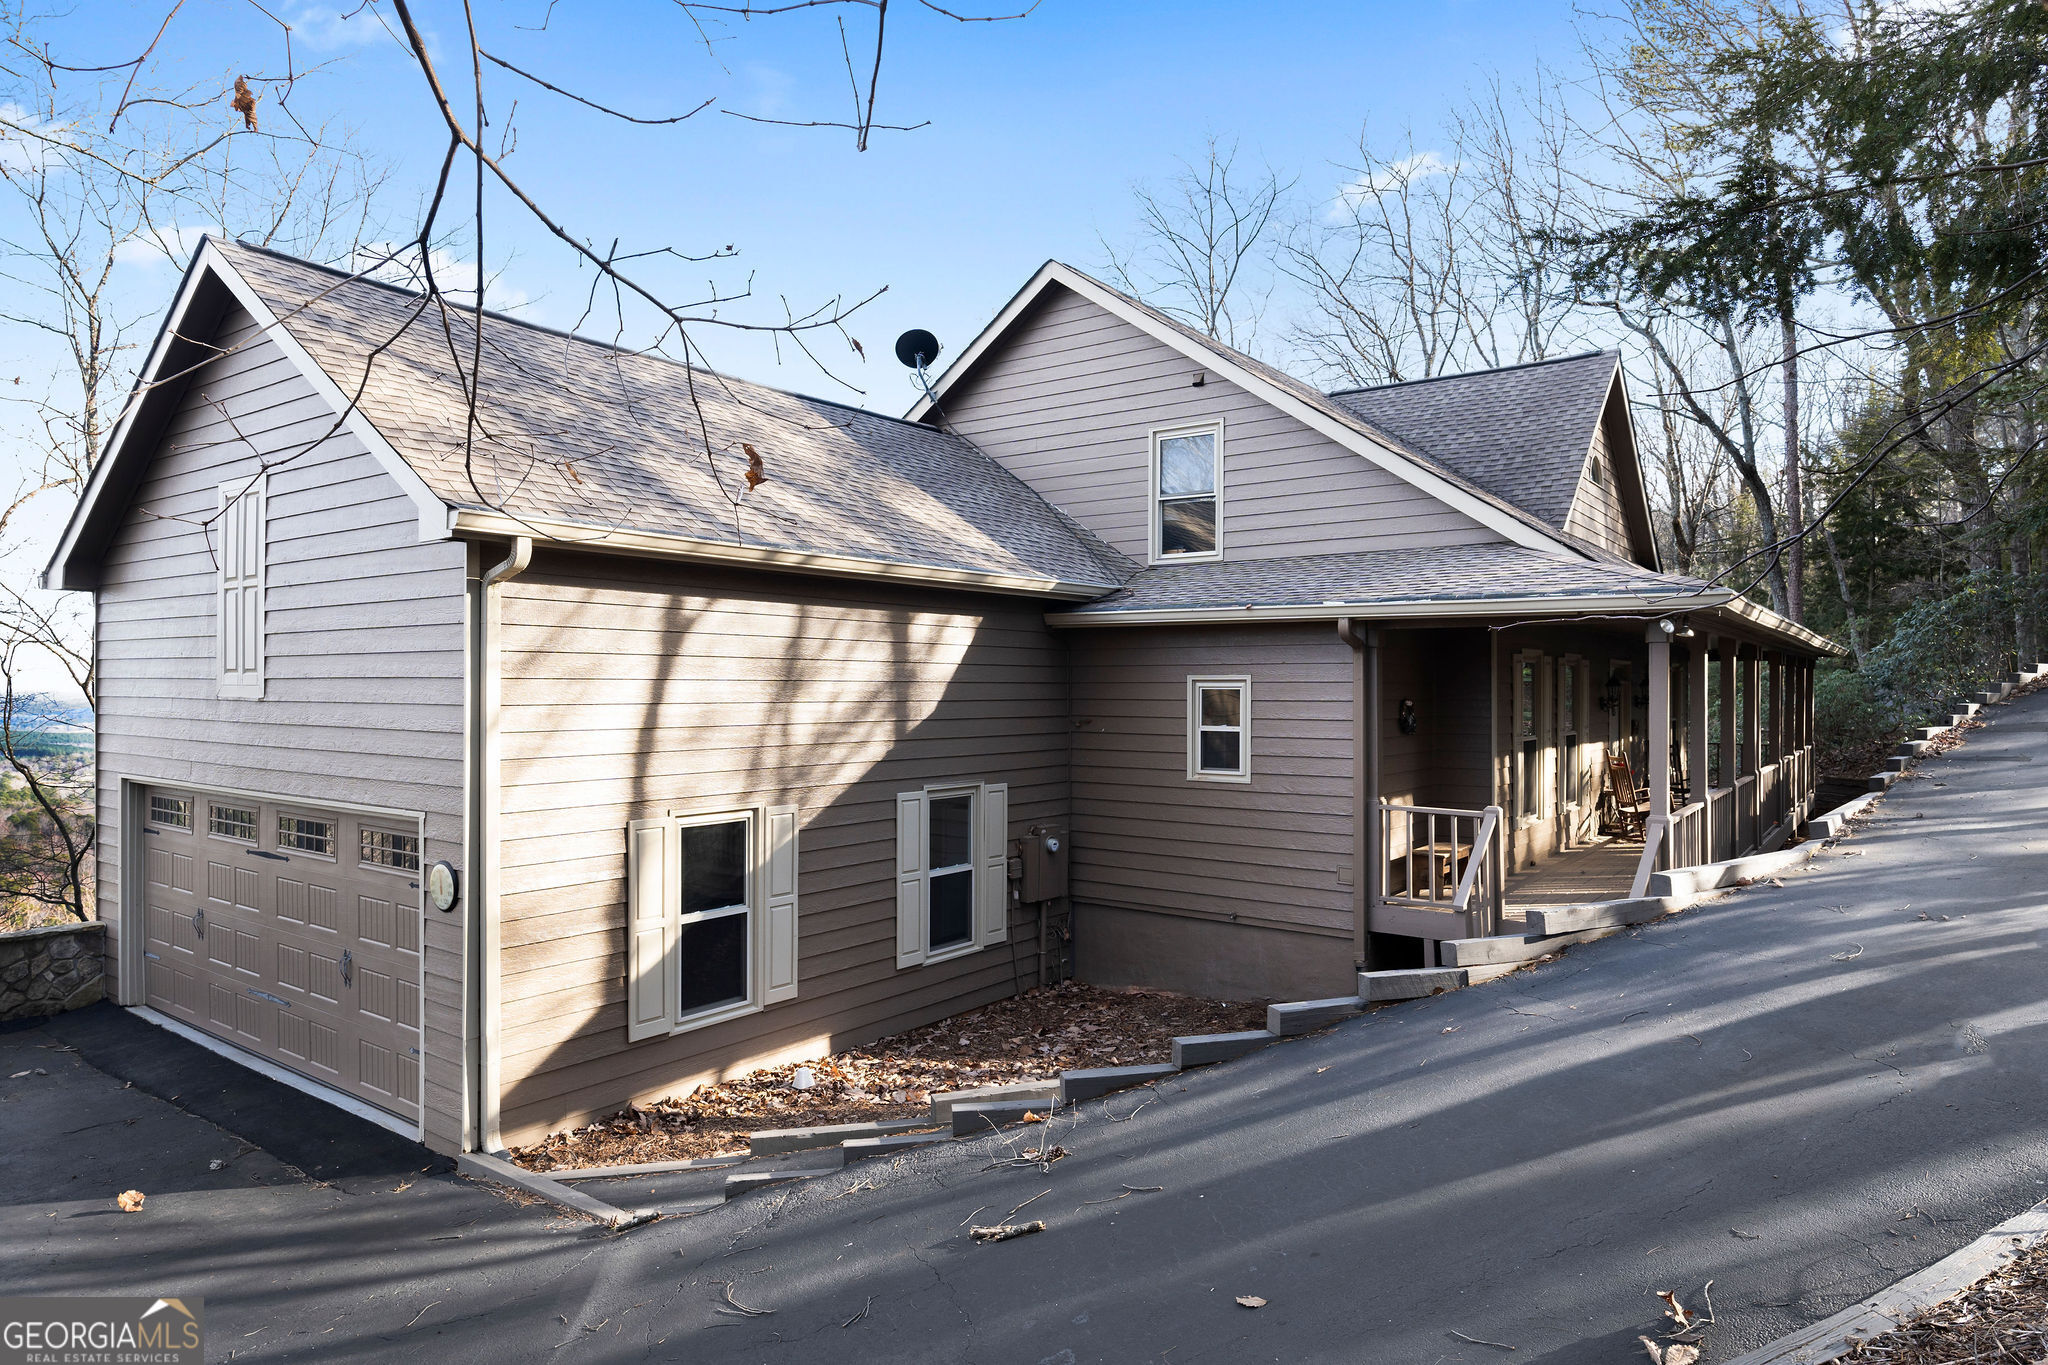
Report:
1602,751,1651,840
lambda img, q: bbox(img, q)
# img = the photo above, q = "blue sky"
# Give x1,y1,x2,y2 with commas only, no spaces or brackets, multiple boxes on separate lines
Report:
87,0,1590,411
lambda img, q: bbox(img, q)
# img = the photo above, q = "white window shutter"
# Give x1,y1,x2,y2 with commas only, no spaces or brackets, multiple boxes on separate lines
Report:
895,790,926,969
763,805,799,1004
977,783,1008,945
625,817,678,1041
217,478,265,697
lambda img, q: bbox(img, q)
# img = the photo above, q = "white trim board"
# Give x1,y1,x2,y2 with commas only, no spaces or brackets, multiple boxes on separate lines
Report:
129,1005,426,1144
44,237,448,590
907,261,1579,558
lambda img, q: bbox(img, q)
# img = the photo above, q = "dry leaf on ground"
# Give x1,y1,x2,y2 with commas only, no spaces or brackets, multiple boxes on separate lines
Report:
1236,1295,1267,1308
116,1190,145,1213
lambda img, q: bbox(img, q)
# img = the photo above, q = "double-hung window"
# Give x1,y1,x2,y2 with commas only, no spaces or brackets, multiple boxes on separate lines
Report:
1186,676,1251,782
625,804,800,1041
895,781,1009,968
1517,655,1542,823
1152,424,1221,561
217,474,266,700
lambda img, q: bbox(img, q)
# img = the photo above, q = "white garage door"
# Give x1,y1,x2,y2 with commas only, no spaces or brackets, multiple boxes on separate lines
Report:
139,787,424,1119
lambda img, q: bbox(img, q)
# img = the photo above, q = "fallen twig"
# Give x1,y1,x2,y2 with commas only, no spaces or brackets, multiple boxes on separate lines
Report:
1080,1184,1164,1207
840,1296,872,1328
1449,1328,1516,1350
970,1220,1045,1242
714,1281,774,1318
957,1204,989,1227
405,1301,441,1328
1005,1189,1051,1220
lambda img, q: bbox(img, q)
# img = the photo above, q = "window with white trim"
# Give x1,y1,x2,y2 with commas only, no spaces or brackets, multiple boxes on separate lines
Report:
1186,676,1250,782
895,782,1009,968
1516,654,1543,823
1151,424,1221,561
625,804,800,1041
217,474,266,699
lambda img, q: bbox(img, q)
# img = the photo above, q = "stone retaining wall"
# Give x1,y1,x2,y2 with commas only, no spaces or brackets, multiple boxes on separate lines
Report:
0,920,106,1021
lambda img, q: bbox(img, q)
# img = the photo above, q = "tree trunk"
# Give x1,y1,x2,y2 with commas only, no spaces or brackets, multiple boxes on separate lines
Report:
1820,512,1866,666
1778,302,1804,622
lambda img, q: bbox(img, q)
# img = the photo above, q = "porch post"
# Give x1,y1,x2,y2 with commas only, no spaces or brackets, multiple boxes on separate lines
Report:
1770,651,1787,762
1336,619,1380,972
1687,640,1711,862
1717,649,1736,795
1632,622,1674,896
1742,646,1763,845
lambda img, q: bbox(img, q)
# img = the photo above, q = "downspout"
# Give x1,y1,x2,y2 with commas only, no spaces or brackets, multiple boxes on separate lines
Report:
471,535,531,1154
1336,620,1380,972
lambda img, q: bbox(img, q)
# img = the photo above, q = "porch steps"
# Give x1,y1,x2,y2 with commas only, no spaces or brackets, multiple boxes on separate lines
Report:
1518,897,1685,937
1360,967,1469,1001
1267,996,1366,1036
1896,738,1934,758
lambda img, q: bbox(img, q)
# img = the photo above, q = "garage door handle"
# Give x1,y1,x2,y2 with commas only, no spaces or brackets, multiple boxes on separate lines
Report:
246,849,288,862
340,949,353,988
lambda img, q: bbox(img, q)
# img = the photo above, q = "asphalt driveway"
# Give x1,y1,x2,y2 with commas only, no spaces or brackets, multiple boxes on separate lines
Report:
6,692,2048,1363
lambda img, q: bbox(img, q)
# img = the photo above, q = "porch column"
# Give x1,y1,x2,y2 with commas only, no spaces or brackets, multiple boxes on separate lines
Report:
1770,651,1788,762
1717,649,1736,794
1337,620,1381,971
1742,646,1763,846
1687,640,1711,860
1632,622,1674,896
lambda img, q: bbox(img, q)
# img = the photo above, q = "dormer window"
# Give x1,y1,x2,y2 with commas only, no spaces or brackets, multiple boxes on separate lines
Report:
1152,423,1221,561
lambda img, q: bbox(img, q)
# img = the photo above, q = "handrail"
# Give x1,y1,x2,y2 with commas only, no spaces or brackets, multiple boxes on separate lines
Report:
1450,806,1500,911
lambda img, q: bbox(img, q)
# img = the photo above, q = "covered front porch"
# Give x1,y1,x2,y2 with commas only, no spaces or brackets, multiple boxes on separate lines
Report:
1351,609,1830,967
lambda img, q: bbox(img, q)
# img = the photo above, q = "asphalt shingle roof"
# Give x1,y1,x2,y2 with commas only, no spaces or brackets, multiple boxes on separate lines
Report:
219,241,1134,592
1324,351,1621,532
1055,543,1717,617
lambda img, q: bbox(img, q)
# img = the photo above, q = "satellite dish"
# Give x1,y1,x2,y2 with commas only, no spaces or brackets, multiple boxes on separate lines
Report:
894,328,941,370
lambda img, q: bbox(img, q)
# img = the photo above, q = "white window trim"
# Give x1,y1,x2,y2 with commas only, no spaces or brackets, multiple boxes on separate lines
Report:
1514,650,1547,828
1149,420,1224,565
216,474,266,700
895,781,1009,970
626,802,799,1043
1185,675,1252,783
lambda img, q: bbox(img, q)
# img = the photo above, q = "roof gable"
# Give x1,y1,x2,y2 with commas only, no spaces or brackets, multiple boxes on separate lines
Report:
911,262,1582,559
48,240,1133,597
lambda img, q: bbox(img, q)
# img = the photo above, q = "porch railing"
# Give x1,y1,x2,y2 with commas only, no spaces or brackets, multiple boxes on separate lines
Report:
1734,773,1758,853
1373,802,1505,939
1759,761,1782,837
1708,785,1739,863
1661,797,1710,871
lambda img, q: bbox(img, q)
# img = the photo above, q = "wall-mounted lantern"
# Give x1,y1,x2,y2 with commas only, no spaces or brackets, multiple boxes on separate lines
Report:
1397,699,1419,734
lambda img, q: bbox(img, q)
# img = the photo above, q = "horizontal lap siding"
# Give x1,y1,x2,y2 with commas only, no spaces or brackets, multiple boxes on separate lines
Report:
94,304,468,1152
492,553,1068,1146
1379,629,1494,813
941,285,1503,564
1068,624,1353,940
1564,420,1634,562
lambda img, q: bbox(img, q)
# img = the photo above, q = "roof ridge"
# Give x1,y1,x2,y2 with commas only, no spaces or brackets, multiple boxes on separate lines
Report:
216,236,947,436
1325,349,1619,397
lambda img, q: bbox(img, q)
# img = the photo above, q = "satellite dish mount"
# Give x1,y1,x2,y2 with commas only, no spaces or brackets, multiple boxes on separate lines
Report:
895,328,943,408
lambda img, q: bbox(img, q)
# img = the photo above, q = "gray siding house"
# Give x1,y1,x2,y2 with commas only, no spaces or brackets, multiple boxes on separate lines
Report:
45,242,1836,1155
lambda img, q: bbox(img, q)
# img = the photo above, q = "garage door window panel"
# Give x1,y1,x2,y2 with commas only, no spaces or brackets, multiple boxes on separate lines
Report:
277,814,334,858
209,803,257,843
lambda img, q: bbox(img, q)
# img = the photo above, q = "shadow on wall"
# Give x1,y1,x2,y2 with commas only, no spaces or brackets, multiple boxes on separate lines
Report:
489,551,1072,1146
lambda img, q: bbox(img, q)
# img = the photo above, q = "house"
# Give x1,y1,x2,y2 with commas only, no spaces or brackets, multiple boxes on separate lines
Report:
43,241,1836,1156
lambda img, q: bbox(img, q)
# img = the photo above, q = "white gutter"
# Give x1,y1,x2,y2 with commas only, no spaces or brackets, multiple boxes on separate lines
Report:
470,535,531,1154
1044,589,1738,629
449,509,1113,602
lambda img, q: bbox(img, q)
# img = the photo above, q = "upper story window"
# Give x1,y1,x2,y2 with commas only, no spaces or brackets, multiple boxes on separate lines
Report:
1152,424,1221,562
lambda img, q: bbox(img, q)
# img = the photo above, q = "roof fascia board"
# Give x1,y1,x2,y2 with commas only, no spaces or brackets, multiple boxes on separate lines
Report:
1711,594,1845,655
1046,588,1738,629
42,239,451,591
197,240,448,542
43,249,218,589
911,263,1577,558
449,509,1112,601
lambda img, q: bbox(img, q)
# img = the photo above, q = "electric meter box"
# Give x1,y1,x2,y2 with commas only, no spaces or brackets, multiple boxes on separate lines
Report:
1018,824,1068,903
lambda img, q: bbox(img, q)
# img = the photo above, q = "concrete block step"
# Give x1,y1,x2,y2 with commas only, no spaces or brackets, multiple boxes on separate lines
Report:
1896,739,1933,757
1058,1063,1177,1105
842,1131,950,1163
1172,1029,1275,1068
725,1164,842,1199
750,1119,925,1158
928,1080,1060,1122
952,1100,1048,1137
1884,755,1911,772
1267,996,1365,1037
1521,897,1681,936
1868,770,1898,792
1913,726,1947,742
1360,967,1469,1001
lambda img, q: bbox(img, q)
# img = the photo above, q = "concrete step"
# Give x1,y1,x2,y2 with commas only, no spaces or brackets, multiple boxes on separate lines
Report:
1896,739,1933,757
1267,996,1365,1037
1868,770,1899,792
1172,1029,1275,1068
1360,967,1470,1001
1912,726,1947,742
1059,1063,1177,1105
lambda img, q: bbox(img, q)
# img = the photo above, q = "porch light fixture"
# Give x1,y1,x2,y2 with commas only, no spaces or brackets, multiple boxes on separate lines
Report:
1397,699,1419,734
1600,671,1625,714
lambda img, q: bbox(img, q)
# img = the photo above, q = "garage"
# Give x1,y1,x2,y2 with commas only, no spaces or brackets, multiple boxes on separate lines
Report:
139,786,424,1121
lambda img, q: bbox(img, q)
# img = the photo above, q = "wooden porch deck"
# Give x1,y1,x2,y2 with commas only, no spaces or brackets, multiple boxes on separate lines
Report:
1501,837,1644,908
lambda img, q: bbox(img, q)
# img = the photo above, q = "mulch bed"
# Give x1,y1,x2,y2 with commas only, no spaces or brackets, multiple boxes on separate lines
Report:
510,981,1269,1171
1842,1235,2048,1361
